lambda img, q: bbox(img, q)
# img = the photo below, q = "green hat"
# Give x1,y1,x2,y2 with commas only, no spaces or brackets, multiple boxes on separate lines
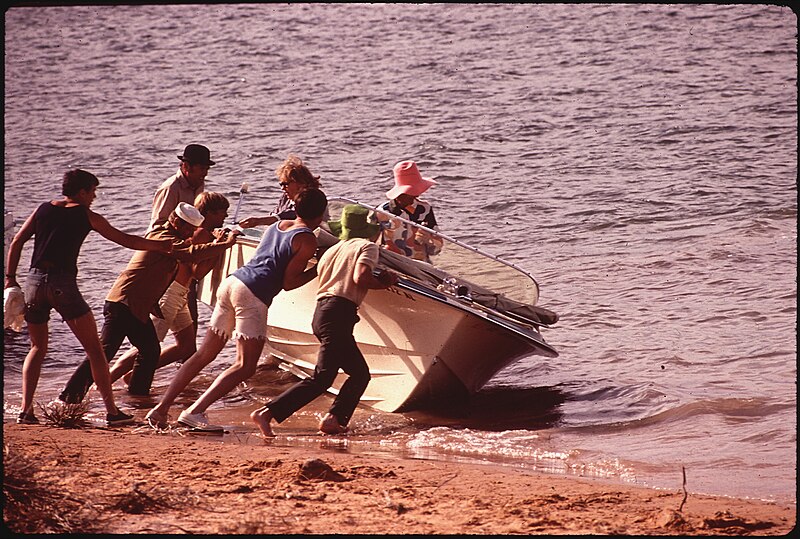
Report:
328,204,381,241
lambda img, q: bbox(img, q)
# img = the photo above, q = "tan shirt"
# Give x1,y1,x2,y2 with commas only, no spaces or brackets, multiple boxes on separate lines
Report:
105,226,230,322
316,239,379,306
147,170,204,233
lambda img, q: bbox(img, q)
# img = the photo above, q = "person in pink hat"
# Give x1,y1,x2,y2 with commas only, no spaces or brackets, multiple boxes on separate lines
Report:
376,160,443,262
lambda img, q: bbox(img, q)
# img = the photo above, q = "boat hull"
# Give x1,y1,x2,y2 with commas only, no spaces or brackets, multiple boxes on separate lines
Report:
198,236,557,413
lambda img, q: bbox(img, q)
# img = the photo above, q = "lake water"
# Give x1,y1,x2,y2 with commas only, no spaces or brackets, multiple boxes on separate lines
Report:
3,4,796,504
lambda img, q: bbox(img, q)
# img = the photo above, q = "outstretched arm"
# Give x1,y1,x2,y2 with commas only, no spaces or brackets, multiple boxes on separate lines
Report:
282,232,319,291
190,227,225,279
4,210,36,288
238,215,278,228
87,210,172,253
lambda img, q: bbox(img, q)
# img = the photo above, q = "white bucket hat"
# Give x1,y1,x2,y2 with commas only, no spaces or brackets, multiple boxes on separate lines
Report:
175,202,204,227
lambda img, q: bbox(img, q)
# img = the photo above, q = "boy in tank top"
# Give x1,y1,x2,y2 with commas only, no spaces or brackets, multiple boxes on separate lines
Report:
146,186,329,431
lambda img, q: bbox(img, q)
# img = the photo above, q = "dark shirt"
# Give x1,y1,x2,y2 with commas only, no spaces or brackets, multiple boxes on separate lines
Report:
30,203,91,275
381,199,438,229
273,193,296,219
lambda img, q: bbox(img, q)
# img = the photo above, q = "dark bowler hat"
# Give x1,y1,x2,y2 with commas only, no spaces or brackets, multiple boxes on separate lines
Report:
178,144,215,166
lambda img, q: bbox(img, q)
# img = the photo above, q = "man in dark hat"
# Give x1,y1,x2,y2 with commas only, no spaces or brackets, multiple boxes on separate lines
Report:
148,144,215,233
148,144,217,338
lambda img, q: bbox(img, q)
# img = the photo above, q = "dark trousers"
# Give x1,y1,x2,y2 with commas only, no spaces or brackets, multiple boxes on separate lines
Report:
268,296,370,426
188,280,198,330
59,300,160,403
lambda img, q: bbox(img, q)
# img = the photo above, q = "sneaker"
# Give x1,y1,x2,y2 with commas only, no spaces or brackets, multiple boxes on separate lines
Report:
106,410,135,427
319,413,348,435
145,408,169,429
178,410,223,432
16,412,39,425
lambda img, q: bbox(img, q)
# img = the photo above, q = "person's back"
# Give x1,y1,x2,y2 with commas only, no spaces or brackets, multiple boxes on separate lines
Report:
316,238,379,307
232,220,313,307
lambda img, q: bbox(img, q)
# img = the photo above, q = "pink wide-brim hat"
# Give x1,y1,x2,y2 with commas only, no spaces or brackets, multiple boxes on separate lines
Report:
386,160,438,200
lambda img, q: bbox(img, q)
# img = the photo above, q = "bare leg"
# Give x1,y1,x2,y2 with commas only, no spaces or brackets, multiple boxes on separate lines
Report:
66,311,121,415
184,336,265,416
20,322,49,416
149,327,227,418
250,405,275,437
109,346,138,384
155,325,197,369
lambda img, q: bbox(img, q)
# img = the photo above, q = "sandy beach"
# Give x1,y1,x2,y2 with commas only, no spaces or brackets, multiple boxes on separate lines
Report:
2,423,795,535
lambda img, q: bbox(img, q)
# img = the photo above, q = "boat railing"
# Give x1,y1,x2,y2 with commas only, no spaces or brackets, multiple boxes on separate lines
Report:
326,197,541,307
218,197,556,327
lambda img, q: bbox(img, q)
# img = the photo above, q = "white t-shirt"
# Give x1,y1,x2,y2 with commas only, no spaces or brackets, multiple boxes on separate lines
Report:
316,238,379,306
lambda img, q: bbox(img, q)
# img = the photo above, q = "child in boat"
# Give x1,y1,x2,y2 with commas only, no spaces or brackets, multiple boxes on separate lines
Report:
375,160,443,263
251,204,398,436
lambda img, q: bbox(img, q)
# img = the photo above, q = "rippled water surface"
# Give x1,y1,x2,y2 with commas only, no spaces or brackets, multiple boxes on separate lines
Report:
4,4,796,503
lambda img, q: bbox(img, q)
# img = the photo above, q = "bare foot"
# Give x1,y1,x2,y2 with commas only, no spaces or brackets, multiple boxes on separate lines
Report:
319,413,348,435
122,372,132,387
250,406,275,437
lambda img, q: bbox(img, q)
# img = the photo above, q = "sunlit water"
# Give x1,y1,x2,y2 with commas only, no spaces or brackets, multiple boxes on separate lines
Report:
4,4,796,503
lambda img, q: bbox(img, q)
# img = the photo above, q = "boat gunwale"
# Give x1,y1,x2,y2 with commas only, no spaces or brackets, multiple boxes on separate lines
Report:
326,196,541,296
226,232,558,358
390,276,559,358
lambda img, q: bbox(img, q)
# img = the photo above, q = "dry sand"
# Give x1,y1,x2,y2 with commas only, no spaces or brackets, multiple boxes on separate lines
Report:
2,423,795,535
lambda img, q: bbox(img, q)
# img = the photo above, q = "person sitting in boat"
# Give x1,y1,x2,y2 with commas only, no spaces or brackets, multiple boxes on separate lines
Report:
4,169,172,426
251,204,399,436
107,191,232,386
374,160,443,263
237,154,329,228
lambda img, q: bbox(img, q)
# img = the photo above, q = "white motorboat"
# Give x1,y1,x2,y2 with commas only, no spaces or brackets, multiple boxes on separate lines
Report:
197,197,558,413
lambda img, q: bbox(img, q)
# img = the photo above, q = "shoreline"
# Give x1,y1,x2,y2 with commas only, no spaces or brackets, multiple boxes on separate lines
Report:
2,423,795,535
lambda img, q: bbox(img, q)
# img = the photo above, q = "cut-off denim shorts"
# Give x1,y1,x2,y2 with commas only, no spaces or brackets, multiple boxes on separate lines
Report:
23,269,92,324
209,275,268,340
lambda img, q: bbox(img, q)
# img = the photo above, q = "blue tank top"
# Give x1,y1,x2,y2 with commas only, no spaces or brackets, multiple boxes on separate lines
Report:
233,222,313,306
30,202,92,275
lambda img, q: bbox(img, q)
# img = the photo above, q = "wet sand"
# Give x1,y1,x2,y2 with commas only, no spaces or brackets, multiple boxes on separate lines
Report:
2,423,795,535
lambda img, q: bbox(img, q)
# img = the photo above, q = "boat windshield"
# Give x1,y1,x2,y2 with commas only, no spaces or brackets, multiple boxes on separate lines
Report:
325,198,540,306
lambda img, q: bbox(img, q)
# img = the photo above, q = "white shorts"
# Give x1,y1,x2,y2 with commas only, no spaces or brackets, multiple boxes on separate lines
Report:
209,275,268,341
151,280,193,341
